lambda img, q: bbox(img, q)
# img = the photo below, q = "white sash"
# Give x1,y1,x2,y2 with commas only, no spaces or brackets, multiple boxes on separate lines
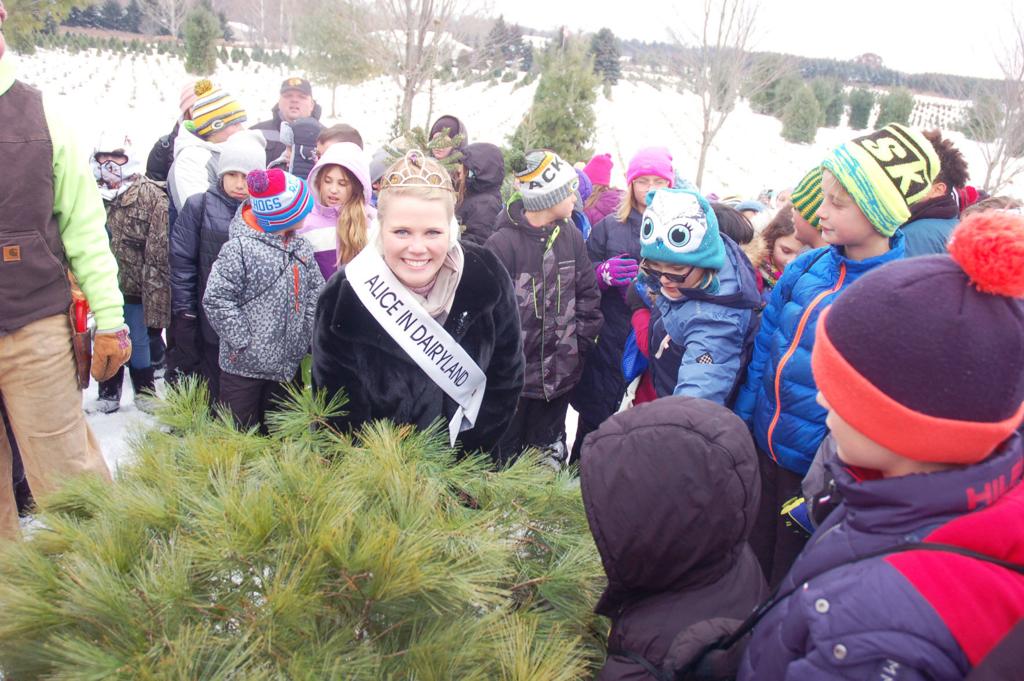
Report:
346,247,486,446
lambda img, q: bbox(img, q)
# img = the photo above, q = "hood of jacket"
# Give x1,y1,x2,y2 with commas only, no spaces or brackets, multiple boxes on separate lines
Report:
462,142,505,194
429,114,468,151
581,396,760,616
307,142,372,208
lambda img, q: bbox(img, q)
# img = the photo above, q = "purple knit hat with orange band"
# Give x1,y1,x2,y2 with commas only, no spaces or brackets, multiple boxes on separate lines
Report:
811,211,1024,465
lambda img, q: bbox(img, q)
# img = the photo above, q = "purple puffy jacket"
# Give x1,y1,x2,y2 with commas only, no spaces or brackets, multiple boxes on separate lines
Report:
740,434,1024,680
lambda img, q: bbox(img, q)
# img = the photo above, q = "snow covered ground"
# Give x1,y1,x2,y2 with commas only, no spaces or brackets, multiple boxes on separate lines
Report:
13,47,1010,199
81,373,158,474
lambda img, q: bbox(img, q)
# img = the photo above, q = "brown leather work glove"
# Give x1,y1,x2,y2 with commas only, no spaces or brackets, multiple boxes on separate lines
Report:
91,325,132,382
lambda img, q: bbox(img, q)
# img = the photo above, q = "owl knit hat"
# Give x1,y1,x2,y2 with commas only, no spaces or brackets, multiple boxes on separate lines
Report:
791,165,823,229
822,123,941,237
187,80,247,140
640,187,725,271
515,149,579,212
812,211,1024,465
246,169,313,232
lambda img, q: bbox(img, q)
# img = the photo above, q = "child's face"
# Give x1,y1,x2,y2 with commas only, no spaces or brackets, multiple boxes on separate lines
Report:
792,209,825,248
550,193,576,221
817,170,879,247
221,172,249,201
319,165,353,208
380,195,451,289
642,260,705,300
632,175,671,207
771,234,804,270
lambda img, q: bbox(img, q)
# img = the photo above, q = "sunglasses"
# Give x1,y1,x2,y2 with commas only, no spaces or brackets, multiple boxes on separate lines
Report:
640,260,694,284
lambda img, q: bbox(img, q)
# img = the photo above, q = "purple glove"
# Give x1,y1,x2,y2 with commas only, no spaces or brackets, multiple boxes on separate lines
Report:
596,254,639,290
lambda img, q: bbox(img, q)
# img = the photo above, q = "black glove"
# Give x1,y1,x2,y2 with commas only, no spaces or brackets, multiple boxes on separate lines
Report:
625,281,648,314
664,617,748,681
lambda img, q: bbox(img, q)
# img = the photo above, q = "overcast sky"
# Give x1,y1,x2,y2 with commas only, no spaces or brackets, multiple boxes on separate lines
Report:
492,0,1017,79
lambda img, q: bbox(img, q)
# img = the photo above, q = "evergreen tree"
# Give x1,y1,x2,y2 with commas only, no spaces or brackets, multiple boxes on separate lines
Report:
509,37,599,163
781,83,821,144
520,40,534,72
810,77,844,127
484,15,510,72
124,0,143,33
876,87,915,127
183,3,220,76
848,88,875,129
590,28,621,86
0,381,607,679
8,0,92,52
750,72,804,118
296,0,376,116
99,0,123,30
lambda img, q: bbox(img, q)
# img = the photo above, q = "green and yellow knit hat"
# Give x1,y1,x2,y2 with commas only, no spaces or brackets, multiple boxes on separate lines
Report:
188,79,247,140
821,123,941,237
791,166,823,229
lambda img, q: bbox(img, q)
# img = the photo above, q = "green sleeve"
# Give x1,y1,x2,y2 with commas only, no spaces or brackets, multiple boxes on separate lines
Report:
45,99,125,330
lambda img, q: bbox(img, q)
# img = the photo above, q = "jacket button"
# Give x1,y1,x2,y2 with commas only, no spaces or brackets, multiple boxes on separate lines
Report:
814,598,830,614
833,644,848,660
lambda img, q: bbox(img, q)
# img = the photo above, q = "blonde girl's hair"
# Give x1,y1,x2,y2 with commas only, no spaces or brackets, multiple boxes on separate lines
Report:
615,180,646,222
321,165,369,267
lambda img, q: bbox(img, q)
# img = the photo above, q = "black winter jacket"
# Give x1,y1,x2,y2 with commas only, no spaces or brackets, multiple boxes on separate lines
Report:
486,200,603,400
456,142,504,246
251,102,324,165
169,182,243,344
581,397,768,681
312,242,524,457
571,208,643,426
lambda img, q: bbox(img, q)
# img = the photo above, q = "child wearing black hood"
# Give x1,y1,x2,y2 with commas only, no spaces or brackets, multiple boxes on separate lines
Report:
581,396,767,680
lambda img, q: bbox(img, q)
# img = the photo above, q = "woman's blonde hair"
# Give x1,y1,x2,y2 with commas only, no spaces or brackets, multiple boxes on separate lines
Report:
318,164,369,266
615,180,645,222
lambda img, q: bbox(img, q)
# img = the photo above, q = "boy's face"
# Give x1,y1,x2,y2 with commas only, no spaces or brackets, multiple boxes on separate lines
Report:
221,171,249,200
550,193,576,221
817,170,879,247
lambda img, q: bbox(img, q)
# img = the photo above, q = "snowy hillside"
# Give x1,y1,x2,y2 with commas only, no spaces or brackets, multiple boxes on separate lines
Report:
13,47,1009,198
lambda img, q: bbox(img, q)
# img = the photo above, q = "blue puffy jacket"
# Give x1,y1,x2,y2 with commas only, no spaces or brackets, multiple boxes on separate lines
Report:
733,233,906,475
649,235,762,404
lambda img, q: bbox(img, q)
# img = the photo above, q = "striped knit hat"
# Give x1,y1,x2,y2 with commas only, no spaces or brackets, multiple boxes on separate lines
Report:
515,149,579,212
188,80,247,140
791,166,823,229
246,169,313,232
811,212,1024,464
822,124,941,237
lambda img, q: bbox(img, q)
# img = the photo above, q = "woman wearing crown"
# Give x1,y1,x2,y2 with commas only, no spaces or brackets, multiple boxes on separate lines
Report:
311,151,524,459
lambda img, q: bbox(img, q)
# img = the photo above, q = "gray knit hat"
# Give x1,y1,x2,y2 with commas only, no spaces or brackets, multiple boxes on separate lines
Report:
515,149,579,212
218,130,267,177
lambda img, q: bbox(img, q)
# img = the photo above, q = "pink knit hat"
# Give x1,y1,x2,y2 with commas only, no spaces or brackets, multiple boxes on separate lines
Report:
626,147,674,187
179,79,201,118
583,153,614,186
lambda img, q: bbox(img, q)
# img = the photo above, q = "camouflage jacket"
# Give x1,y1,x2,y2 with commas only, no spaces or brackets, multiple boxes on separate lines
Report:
104,177,171,328
485,199,603,400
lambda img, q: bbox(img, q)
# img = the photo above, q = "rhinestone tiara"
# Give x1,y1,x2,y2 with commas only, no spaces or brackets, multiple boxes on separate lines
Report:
379,150,455,193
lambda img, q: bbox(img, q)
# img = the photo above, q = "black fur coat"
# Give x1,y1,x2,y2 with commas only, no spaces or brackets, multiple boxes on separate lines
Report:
312,241,525,457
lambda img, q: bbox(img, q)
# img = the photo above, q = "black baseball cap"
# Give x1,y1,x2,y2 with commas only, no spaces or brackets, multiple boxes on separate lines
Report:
280,77,312,97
